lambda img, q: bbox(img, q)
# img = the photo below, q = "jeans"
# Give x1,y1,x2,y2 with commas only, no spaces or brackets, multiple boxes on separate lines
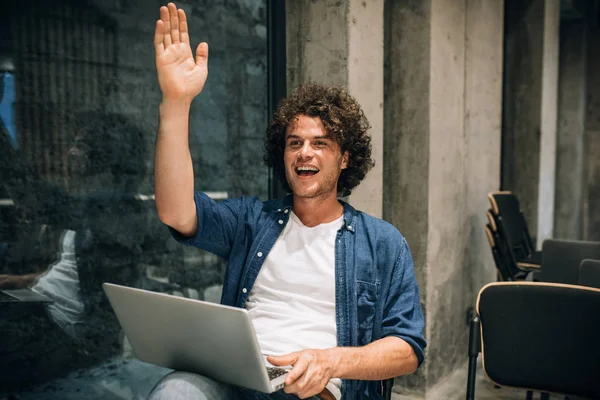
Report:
147,371,320,400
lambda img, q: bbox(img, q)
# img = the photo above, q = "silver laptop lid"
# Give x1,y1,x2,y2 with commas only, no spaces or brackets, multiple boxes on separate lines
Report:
102,283,277,393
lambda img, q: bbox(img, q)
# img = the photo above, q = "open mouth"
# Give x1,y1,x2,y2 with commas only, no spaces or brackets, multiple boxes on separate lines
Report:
295,166,319,177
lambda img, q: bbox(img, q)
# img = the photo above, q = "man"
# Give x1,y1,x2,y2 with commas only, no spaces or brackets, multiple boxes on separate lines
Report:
150,3,426,399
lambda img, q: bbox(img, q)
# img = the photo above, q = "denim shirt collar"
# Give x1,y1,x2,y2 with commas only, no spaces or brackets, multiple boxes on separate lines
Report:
273,194,356,233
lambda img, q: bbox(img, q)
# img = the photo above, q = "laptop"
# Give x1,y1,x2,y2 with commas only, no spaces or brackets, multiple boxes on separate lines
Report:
102,282,289,393
0,288,53,304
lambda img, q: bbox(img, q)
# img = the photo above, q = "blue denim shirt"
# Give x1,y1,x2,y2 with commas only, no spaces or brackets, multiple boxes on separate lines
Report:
169,193,426,399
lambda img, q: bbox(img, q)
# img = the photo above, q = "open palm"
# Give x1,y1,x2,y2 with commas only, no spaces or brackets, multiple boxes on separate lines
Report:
154,3,208,102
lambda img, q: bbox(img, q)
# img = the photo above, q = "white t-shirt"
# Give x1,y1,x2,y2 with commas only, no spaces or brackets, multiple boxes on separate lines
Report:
32,229,85,339
245,210,343,391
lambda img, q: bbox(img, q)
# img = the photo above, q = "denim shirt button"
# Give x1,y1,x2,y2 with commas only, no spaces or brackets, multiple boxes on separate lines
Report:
242,288,247,294
257,252,263,257
278,220,283,224
284,209,289,214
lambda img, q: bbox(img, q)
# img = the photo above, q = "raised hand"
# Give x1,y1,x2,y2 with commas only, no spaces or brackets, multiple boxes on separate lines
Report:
154,2,208,103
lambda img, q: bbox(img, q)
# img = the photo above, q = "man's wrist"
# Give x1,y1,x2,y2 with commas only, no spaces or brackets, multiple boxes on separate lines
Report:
159,97,192,116
327,346,351,378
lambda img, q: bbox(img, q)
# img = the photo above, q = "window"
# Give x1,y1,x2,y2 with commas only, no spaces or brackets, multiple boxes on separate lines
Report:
0,0,270,396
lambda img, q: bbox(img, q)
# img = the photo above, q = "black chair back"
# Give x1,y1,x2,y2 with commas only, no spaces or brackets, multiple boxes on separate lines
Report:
539,239,600,284
475,282,600,399
579,259,600,288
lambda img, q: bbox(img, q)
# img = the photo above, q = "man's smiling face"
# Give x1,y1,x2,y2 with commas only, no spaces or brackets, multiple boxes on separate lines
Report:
284,114,348,200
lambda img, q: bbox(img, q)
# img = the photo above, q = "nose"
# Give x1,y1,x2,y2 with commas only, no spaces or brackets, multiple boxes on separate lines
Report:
298,141,314,160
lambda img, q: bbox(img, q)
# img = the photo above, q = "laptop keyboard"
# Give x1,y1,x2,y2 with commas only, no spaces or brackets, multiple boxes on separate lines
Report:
0,291,18,302
266,367,288,381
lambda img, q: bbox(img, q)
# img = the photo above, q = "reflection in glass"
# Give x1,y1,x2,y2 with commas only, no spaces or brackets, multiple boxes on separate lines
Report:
0,0,268,397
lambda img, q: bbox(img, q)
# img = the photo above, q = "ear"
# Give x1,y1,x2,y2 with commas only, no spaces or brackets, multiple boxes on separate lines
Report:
341,151,349,170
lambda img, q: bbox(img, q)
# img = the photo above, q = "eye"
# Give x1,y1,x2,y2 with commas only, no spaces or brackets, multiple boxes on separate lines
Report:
287,140,301,147
315,141,328,147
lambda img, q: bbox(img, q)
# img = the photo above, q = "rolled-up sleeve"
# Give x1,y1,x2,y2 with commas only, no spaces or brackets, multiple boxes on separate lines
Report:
381,238,427,366
168,192,245,260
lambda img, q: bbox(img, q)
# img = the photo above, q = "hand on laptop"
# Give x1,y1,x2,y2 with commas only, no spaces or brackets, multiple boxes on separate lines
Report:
267,348,338,399
0,273,39,289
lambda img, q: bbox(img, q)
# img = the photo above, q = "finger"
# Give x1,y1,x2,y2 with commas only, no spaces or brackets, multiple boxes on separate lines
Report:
160,6,172,47
154,20,165,56
178,9,189,46
285,356,309,386
296,371,326,400
168,2,180,44
285,368,314,397
195,42,209,68
267,351,299,366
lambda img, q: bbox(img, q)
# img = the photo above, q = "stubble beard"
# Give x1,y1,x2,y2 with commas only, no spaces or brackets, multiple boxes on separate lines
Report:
286,167,341,200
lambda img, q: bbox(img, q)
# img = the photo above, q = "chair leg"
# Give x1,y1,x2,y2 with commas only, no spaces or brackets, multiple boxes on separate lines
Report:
526,391,533,400
540,393,550,400
466,355,477,400
382,378,393,400
466,316,480,400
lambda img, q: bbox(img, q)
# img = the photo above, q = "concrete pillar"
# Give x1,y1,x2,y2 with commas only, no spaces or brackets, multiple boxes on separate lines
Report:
425,0,469,390
502,0,544,239
464,0,505,310
384,0,503,396
536,0,560,247
286,1,347,87
584,25,600,241
382,0,431,389
554,21,587,240
286,0,384,218
502,0,560,246
347,0,384,218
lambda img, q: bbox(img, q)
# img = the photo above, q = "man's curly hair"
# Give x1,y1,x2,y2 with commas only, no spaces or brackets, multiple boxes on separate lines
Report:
264,83,374,197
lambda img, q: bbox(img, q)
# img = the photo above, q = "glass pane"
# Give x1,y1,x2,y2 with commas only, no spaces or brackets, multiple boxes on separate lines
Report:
0,0,268,396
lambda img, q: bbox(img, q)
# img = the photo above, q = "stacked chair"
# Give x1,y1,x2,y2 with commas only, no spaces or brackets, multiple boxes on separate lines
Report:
484,191,541,281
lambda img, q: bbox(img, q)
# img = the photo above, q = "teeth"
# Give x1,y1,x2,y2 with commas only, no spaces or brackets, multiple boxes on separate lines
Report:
297,166,319,172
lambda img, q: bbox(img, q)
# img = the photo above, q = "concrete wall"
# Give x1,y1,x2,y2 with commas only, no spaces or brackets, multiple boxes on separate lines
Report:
584,23,600,241
347,0,384,218
463,0,504,335
286,1,348,87
502,0,544,239
554,21,587,240
536,0,560,247
384,0,503,395
551,10,600,243
383,0,432,390
286,0,600,395
286,0,384,218
502,0,560,246
425,0,469,388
